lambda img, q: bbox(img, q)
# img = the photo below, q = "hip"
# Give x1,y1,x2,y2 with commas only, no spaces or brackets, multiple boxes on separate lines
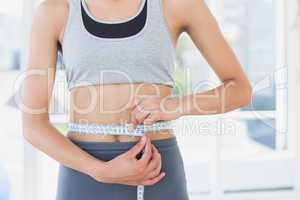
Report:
56,137,189,200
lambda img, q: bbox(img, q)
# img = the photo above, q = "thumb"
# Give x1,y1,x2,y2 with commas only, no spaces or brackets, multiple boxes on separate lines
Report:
127,136,147,157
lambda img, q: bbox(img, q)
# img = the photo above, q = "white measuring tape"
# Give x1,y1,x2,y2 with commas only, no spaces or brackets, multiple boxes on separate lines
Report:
68,121,174,136
137,185,145,200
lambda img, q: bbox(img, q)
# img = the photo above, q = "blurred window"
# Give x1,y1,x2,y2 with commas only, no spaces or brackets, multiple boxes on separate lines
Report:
175,0,290,197
2,0,294,200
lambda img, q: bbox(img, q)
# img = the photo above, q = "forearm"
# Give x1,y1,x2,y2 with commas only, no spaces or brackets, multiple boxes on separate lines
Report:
180,79,252,116
22,117,103,177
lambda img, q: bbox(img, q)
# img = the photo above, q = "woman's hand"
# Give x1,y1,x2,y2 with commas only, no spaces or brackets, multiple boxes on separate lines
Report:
89,136,166,186
129,95,183,126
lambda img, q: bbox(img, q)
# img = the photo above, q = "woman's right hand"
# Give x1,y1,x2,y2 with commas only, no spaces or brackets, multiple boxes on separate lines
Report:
89,136,166,186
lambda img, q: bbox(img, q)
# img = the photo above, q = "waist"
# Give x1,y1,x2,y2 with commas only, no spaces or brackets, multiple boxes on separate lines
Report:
67,121,175,142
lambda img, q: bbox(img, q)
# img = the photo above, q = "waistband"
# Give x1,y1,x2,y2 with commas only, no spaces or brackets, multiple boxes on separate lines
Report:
70,137,178,151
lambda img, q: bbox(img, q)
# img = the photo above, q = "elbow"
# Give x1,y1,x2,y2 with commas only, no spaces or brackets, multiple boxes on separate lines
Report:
21,114,47,143
224,78,253,111
240,82,252,108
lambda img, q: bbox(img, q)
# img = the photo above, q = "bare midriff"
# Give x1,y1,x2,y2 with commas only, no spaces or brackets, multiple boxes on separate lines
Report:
67,83,175,142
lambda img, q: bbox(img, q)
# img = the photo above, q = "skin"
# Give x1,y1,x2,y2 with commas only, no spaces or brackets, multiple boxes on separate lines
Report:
22,0,252,187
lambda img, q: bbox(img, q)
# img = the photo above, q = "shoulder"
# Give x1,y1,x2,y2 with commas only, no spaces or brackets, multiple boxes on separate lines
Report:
32,0,69,39
35,0,69,18
162,0,209,31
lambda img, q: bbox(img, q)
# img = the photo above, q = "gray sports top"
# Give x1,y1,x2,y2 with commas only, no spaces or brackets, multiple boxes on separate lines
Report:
61,0,176,91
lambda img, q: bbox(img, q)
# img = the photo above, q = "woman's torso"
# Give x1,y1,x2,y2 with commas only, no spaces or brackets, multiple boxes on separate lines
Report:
59,0,181,142
68,84,175,142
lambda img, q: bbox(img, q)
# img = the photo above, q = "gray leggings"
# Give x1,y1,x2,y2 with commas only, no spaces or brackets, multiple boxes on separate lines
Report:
56,137,189,200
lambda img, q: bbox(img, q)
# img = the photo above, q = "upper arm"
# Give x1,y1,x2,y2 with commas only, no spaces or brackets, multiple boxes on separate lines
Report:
172,0,250,86
22,0,68,122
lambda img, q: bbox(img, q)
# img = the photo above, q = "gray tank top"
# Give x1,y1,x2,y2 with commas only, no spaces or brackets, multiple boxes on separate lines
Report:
61,0,176,90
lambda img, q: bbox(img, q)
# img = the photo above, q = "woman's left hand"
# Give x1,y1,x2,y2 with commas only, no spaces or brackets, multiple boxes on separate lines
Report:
128,95,183,126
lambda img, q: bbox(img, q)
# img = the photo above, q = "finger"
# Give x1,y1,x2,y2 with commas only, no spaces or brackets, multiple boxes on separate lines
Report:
128,96,143,110
126,136,147,157
117,180,139,186
143,146,162,179
140,172,166,186
130,101,144,126
146,145,161,172
143,160,161,180
133,96,144,108
127,98,136,111
144,163,162,180
130,114,138,128
118,178,138,186
143,112,160,125
137,137,153,166
152,144,161,155
132,107,151,125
